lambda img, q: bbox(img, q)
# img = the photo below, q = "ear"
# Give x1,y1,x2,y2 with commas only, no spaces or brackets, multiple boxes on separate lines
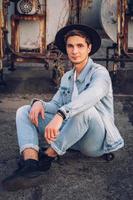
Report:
88,44,92,54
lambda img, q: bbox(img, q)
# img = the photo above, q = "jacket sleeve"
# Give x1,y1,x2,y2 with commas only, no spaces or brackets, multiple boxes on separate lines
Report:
44,88,63,114
30,72,68,114
30,88,63,114
59,68,111,119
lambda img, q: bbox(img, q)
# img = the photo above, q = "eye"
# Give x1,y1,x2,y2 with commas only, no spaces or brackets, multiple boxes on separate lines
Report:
66,44,73,48
77,44,84,48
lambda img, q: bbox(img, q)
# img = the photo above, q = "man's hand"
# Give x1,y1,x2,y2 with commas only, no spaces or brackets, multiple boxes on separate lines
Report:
45,114,63,144
29,101,45,127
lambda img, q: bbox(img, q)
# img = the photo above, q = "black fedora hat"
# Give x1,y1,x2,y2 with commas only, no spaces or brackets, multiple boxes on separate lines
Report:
55,24,101,55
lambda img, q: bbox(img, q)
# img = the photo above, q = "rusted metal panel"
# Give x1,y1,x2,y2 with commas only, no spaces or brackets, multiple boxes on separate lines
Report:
79,0,102,28
120,0,133,55
0,1,4,61
0,10,4,60
117,0,122,56
1,0,133,75
7,0,69,50
40,16,46,53
11,15,20,52
0,0,9,70
4,0,133,54
68,0,101,28
116,0,133,56
11,14,46,52
101,0,133,52
101,0,117,43
45,0,69,46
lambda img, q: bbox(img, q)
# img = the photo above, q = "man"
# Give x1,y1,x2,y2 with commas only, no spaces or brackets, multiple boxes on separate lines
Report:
2,24,124,191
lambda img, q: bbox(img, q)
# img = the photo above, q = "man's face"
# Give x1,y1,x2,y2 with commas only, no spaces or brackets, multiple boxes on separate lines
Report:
66,35,92,65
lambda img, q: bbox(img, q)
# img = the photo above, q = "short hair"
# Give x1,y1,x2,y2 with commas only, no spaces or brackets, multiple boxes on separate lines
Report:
64,29,91,46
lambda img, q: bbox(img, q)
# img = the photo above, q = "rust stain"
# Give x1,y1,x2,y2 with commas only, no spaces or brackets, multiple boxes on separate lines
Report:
68,0,93,23
11,14,46,54
117,0,133,56
81,0,93,8
0,10,4,59
1,0,47,70
0,0,10,64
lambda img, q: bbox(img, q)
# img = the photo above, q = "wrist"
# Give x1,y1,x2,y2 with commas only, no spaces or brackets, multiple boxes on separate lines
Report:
57,110,66,120
31,99,44,107
56,113,64,122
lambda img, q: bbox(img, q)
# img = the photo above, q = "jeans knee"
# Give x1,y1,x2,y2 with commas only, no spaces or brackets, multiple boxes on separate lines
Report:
77,107,98,125
16,105,30,121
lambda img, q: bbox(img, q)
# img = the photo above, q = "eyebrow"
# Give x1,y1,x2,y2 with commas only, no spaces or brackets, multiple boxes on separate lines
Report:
66,43,85,46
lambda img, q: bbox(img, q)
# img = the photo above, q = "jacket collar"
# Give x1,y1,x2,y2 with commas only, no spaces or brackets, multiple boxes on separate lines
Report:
68,58,93,82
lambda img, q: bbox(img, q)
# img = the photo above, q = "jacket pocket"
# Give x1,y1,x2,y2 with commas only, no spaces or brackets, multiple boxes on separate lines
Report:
60,87,71,105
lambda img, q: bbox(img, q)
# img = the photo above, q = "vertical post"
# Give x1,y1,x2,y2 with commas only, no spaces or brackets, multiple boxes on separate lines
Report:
0,0,8,85
0,1,4,84
11,16,20,53
117,0,122,58
40,16,45,54
40,0,46,54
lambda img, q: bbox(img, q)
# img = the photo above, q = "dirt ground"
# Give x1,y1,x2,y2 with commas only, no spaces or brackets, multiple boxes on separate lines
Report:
0,39,133,200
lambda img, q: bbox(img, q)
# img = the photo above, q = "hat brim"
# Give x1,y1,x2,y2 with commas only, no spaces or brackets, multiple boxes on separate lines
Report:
55,24,101,55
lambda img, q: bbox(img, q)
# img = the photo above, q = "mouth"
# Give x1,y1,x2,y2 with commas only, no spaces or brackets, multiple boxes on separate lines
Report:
71,56,80,60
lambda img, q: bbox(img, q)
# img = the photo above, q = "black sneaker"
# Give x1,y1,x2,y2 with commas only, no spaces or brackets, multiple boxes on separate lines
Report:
17,150,55,171
38,148,57,171
2,156,53,191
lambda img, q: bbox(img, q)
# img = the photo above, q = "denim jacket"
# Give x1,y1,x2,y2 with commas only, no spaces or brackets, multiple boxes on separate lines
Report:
34,58,124,153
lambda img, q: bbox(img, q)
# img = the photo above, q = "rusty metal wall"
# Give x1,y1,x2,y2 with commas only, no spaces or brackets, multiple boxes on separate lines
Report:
68,0,102,28
101,0,117,43
45,0,69,46
79,0,102,28
0,0,4,70
7,0,69,50
68,0,133,52
101,0,133,49
2,0,133,59
7,0,103,51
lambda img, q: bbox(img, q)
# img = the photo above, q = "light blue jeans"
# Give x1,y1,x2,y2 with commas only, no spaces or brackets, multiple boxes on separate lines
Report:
16,105,106,157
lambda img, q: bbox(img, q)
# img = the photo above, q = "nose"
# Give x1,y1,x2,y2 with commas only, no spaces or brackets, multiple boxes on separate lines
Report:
72,46,78,54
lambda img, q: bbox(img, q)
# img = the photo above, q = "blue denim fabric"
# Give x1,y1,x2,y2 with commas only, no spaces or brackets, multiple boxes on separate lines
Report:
31,58,124,153
16,105,106,157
